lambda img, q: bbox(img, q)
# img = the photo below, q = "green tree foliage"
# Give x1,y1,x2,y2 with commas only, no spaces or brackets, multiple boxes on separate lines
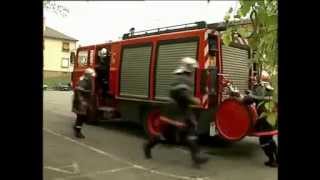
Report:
209,0,278,126
223,1,277,70
44,1,69,17
230,0,277,126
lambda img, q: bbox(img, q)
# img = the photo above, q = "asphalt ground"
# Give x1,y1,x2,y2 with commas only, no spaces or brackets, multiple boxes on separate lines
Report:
43,91,277,180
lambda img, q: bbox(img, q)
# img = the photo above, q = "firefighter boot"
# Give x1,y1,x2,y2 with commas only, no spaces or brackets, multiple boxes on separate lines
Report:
262,144,277,167
275,151,279,165
143,138,159,159
192,153,209,169
143,143,152,159
271,140,279,165
143,137,161,159
186,139,208,168
73,126,85,139
264,160,277,167
271,140,279,166
192,156,209,169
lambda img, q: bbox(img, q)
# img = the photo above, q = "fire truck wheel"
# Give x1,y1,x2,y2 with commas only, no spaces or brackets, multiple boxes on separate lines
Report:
142,109,166,138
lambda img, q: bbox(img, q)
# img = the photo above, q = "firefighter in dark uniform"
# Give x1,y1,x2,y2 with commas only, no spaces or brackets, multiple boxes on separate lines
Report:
72,68,96,138
96,48,110,98
143,57,209,168
243,70,278,167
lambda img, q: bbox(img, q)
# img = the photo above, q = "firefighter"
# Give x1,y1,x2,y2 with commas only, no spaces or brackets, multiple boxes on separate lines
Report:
143,57,209,168
244,70,278,167
96,48,110,98
72,68,96,138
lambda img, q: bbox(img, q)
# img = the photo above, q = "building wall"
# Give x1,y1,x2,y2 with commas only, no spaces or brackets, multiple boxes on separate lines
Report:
43,70,71,79
43,37,76,73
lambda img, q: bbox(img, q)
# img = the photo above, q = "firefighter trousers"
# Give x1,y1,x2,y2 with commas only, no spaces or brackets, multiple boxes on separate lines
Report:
259,136,278,163
74,114,86,131
145,127,202,163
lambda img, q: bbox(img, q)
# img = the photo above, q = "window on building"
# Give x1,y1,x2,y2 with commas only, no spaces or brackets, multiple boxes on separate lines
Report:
70,52,75,64
61,58,69,68
62,42,70,52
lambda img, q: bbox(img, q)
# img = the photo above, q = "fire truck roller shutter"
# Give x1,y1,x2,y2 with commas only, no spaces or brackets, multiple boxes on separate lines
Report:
221,46,250,100
155,41,198,100
120,45,152,98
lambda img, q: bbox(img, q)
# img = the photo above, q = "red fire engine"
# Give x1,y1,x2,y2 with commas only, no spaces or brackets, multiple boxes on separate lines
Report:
70,21,277,142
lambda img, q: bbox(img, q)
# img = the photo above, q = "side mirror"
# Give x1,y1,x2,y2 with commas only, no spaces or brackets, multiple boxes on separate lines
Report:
70,52,76,64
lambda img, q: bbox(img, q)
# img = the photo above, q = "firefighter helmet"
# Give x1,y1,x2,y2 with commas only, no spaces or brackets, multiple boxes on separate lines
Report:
173,65,189,74
181,57,198,68
265,82,274,91
173,57,198,74
260,70,274,90
99,48,108,57
260,70,271,83
84,68,96,77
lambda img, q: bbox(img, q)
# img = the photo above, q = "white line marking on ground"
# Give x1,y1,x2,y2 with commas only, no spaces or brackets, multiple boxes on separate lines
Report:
44,128,211,180
56,166,135,180
44,166,75,174
134,165,210,180
57,162,78,169
44,128,134,166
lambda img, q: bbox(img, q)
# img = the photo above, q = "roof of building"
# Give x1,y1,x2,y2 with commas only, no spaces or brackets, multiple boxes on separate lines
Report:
44,27,78,41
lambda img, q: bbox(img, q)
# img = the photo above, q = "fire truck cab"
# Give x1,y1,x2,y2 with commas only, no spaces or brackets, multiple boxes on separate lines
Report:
71,21,277,142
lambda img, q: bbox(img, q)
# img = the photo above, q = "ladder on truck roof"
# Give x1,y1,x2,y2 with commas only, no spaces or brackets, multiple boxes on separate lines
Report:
122,21,207,40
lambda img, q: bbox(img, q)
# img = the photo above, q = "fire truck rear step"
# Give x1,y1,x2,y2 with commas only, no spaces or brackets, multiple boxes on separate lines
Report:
97,106,120,120
98,107,115,112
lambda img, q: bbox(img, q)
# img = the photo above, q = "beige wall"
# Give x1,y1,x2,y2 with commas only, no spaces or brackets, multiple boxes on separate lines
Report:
43,71,71,79
43,37,76,72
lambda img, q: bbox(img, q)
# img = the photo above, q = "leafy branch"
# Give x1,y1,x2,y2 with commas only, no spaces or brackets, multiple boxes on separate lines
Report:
44,1,69,18
209,0,278,126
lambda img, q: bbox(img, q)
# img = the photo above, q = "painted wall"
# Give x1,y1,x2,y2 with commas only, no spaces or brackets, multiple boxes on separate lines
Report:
43,37,76,72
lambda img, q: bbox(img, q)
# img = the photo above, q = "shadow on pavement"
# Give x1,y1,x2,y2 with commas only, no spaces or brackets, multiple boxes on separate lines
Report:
88,121,147,139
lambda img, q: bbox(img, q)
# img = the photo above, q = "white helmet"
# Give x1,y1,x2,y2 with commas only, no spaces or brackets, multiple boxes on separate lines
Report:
173,57,198,74
181,57,198,68
260,70,271,83
260,70,274,91
84,68,96,77
99,48,108,57
265,82,274,91
173,65,189,74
